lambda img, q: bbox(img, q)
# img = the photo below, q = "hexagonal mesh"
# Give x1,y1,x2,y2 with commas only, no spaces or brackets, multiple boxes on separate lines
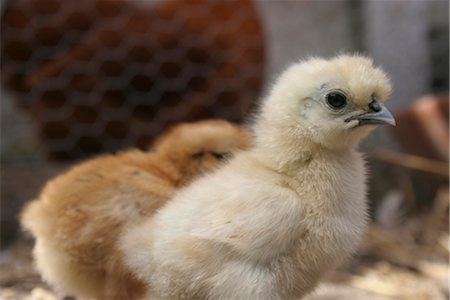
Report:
1,0,265,160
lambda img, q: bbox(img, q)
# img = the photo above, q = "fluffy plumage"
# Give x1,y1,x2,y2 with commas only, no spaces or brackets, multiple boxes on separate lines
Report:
20,120,250,300
120,55,394,299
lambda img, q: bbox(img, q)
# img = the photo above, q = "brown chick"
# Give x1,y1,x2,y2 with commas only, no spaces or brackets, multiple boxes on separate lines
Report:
20,119,250,300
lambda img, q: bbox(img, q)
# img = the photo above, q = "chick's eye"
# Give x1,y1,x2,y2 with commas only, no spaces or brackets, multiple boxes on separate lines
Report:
326,92,347,109
211,152,231,160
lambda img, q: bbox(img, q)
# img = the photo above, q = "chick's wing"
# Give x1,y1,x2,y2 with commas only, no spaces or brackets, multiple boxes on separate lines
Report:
188,185,305,257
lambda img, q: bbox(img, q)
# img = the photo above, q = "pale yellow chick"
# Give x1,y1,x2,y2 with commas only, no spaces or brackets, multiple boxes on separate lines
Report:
121,55,395,299
20,120,250,300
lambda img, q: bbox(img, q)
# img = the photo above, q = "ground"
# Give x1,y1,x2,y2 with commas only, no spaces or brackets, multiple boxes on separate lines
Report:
0,219,447,300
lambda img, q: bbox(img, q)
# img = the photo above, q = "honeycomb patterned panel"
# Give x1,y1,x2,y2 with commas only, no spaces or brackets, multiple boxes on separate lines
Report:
1,0,265,160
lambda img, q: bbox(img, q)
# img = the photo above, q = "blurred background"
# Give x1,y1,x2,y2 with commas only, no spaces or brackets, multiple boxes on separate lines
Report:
1,0,448,299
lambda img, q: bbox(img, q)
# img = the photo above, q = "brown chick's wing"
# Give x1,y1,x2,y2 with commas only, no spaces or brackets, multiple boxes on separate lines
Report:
150,119,252,186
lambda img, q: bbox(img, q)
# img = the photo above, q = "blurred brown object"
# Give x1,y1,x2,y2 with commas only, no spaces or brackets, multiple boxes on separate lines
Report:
1,0,265,160
384,94,449,206
391,94,449,162
373,149,448,177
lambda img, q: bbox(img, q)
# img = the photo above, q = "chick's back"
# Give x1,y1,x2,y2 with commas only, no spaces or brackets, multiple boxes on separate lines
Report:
21,119,250,300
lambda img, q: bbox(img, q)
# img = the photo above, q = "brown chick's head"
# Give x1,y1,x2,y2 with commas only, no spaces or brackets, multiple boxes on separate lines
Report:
152,120,251,185
258,54,394,151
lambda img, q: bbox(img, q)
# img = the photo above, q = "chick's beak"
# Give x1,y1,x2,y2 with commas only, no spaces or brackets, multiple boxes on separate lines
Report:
346,100,396,127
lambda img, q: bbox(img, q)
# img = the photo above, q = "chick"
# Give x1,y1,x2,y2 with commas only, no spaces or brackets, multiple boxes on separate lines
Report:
20,119,250,300
120,55,395,299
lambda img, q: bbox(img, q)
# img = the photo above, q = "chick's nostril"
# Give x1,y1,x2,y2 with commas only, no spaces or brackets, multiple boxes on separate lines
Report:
369,100,382,112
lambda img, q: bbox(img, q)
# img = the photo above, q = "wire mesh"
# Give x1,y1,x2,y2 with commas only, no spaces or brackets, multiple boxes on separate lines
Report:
1,0,265,160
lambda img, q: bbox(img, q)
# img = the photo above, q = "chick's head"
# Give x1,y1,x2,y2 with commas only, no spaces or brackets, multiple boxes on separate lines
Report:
152,120,251,183
260,55,394,151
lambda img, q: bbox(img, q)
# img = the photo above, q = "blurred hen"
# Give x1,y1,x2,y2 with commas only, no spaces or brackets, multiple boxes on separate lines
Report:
1,0,264,160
